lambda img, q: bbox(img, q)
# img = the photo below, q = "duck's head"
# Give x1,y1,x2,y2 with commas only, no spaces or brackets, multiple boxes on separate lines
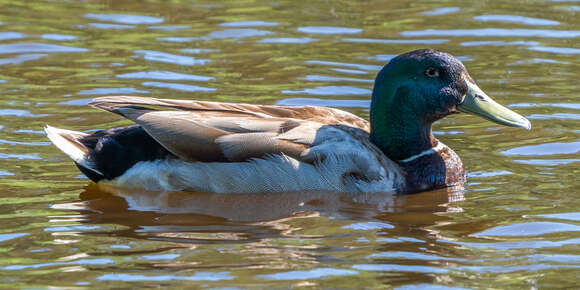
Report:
373,49,531,130
372,49,530,129
370,49,530,160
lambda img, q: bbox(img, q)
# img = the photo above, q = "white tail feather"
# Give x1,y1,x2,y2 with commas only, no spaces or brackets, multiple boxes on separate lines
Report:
44,125,102,175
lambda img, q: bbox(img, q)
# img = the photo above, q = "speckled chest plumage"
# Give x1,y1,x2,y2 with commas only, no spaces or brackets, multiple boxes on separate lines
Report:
398,142,466,193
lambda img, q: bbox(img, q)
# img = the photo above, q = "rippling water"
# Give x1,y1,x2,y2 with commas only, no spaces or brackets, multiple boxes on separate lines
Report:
0,0,579,288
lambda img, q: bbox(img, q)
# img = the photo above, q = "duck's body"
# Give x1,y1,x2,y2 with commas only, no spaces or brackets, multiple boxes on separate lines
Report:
47,98,411,193
46,49,530,194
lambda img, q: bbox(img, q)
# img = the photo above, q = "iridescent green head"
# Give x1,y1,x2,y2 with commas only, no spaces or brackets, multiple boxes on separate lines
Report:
370,49,530,161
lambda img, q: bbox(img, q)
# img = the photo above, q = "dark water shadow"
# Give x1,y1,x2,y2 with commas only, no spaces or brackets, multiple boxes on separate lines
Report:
52,183,465,247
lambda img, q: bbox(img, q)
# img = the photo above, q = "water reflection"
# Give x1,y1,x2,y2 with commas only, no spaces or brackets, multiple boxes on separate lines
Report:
276,98,369,108
0,43,87,54
352,264,448,274
527,113,580,120
59,98,94,106
401,28,580,38
509,103,580,109
510,58,571,65
343,221,394,230
200,29,274,40
259,37,317,44
536,212,580,221
0,171,14,176
4,258,115,270
141,82,216,92
72,183,405,222
0,109,44,117
48,184,464,249
219,21,279,27
473,221,580,237
84,13,164,25
256,268,357,280
134,50,210,66
421,7,461,16
1,0,579,288
513,158,580,165
305,60,381,71
140,253,180,260
76,87,149,95
148,25,191,31
0,153,42,160
0,32,26,41
473,15,560,26
300,75,373,83
342,38,449,45
368,251,465,261
156,37,196,43
41,34,77,41
180,48,218,54
297,26,362,34
0,233,29,242
501,141,580,156
528,46,580,54
397,284,468,290
0,54,47,66
282,85,371,96
461,40,539,47
116,71,215,82
96,272,234,282
0,139,50,146
88,23,136,30
330,68,368,75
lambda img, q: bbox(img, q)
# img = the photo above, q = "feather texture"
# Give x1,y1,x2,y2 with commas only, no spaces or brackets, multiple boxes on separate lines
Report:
84,96,405,193
103,153,404,193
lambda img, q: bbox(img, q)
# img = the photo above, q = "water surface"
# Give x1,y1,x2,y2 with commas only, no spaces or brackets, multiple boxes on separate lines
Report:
0,0,579,288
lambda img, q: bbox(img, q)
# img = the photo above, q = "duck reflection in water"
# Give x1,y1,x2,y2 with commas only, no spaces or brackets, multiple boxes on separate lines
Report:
51,183,465,243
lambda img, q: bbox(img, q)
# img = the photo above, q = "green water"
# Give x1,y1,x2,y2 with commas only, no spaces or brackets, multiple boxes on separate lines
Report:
0,0,579,288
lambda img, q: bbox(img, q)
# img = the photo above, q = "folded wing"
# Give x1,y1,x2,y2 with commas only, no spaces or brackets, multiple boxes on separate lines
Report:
89,96,369,163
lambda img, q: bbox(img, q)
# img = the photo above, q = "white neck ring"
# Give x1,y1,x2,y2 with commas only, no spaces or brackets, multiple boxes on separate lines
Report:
398,142,445,163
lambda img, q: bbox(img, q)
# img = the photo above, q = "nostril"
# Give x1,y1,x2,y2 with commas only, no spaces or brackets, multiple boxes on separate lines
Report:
475,94,486,101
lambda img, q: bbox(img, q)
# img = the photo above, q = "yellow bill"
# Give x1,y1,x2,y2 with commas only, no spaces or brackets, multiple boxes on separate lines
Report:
458,80,531,130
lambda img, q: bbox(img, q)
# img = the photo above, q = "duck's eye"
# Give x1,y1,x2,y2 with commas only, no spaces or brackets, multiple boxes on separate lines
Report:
424,67,439,78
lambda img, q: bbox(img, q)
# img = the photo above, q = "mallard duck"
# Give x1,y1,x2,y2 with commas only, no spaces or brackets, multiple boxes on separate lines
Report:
46,49,530,194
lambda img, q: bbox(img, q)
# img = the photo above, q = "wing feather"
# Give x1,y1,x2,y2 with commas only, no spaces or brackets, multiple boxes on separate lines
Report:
107,104,319,162
89,96,370,131
113,106,230,161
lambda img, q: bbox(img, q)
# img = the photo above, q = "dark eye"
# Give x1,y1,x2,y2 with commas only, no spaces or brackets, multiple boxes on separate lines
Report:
424,67,439,78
